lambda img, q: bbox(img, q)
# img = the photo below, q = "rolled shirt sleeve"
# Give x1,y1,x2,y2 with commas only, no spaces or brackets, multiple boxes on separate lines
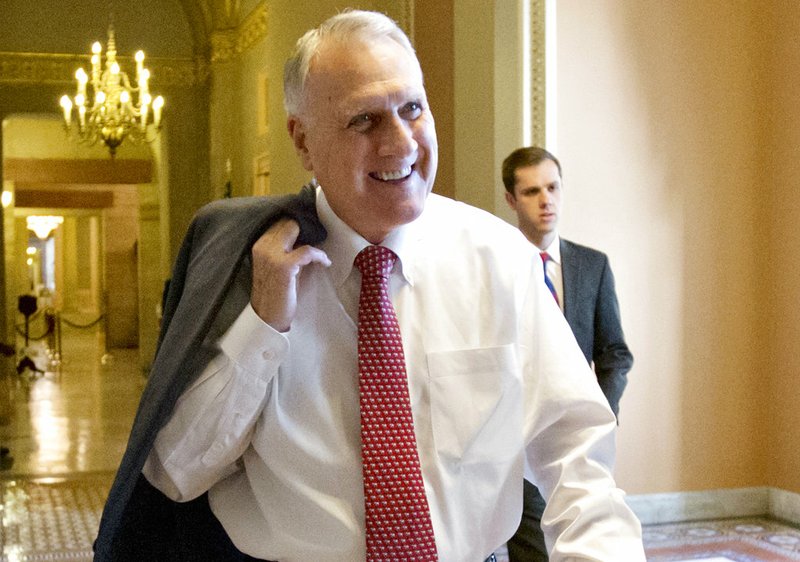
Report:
521,262,645,560
143,304,288,502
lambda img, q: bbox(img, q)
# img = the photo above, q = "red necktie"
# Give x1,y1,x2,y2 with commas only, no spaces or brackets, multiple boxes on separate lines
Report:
539,252,559,305
355,245,438,561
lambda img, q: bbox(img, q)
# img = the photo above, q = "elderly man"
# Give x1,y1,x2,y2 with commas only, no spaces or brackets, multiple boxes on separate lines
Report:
94,10,645,562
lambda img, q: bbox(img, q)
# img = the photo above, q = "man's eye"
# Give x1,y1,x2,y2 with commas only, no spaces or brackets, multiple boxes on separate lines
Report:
348,114,374,129
401,102,423,118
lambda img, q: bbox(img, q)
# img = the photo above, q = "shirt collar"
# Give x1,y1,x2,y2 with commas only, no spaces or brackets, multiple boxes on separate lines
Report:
541,234,562,264
315,186,418,288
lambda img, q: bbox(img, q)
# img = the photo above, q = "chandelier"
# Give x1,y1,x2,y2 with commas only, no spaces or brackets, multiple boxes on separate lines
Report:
27,216,64,240
59,25,164,158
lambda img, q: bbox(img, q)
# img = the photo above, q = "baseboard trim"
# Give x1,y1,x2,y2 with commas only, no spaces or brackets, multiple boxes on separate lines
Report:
626,487,800,526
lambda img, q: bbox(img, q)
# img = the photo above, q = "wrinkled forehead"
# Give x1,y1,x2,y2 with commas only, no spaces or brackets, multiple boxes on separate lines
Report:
303,36,425,109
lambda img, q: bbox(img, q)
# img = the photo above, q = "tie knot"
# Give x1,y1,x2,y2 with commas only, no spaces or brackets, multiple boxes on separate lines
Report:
355,245,398,279
539,251,551,264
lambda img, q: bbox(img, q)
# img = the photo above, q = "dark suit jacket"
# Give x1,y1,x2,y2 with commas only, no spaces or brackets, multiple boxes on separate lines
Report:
93,185,326,561
560,238,633,415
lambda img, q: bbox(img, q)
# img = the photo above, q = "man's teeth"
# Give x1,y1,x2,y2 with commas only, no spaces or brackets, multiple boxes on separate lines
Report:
375,167,412,181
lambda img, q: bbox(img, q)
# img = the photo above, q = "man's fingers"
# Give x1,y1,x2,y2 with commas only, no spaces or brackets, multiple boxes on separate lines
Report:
252,219,331,268
249,218,329,331
291,245,332,268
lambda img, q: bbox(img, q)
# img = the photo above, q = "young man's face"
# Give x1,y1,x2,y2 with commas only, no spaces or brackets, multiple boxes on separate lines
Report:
505,159,562,247
288,36,438,244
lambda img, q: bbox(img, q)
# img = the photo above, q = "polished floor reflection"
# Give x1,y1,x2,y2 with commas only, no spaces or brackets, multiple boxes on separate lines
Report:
0,324,144,478
0,322,143,560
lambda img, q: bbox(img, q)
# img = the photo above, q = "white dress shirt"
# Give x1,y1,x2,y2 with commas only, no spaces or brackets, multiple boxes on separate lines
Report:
143,188,645,561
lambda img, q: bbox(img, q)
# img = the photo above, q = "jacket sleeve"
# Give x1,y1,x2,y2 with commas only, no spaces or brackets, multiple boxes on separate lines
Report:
592,257,633,416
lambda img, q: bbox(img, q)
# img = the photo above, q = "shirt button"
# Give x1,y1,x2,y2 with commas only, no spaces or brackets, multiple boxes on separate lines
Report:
261,349,275,361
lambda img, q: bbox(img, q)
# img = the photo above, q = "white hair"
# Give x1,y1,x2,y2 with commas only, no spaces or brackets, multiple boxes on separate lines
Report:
283,9,416,115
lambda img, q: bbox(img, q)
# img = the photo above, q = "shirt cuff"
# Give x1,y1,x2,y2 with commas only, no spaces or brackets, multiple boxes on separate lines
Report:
219,303,289,377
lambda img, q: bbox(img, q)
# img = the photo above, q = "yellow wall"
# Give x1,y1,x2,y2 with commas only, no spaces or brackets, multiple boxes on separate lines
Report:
765,2,800,493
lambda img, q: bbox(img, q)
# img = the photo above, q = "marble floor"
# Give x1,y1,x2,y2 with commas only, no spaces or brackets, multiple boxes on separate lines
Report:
0,323,799,561
0,324,144,479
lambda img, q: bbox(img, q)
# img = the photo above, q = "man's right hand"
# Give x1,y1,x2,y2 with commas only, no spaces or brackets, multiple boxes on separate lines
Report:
250,218,331,332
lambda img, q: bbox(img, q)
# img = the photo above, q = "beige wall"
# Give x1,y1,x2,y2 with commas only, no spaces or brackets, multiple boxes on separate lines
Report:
555,1,793,494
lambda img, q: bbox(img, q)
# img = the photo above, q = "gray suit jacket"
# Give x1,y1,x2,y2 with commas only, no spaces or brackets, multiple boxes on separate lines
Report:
93,185,326,561
560,238,633,415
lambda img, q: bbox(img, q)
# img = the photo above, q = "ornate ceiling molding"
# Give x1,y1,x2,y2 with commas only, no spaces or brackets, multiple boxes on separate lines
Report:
210,1,268,63
0,51,206,87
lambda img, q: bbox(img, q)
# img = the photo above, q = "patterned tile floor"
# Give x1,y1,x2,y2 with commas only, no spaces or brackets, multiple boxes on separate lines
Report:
644,517,800,561
0,474,111,561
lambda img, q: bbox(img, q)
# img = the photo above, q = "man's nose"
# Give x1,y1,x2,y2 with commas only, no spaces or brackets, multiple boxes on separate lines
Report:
378,116,417,157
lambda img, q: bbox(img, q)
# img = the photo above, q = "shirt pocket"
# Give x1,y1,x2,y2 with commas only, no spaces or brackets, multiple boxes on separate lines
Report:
427,345,522,463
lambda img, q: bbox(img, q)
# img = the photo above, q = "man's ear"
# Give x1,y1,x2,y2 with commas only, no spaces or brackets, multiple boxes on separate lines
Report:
505,190,517,211
287,116,313,171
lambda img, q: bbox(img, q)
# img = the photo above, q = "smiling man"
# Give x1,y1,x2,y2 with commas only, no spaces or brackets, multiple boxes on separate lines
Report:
95,12,644,562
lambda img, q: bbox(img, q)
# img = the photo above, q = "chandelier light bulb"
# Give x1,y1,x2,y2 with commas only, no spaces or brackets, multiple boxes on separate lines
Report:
92,41,102,54
59,96,72,126
152,95,164,127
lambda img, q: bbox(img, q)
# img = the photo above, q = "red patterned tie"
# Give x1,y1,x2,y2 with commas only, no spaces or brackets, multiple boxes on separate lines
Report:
355,245,438,561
